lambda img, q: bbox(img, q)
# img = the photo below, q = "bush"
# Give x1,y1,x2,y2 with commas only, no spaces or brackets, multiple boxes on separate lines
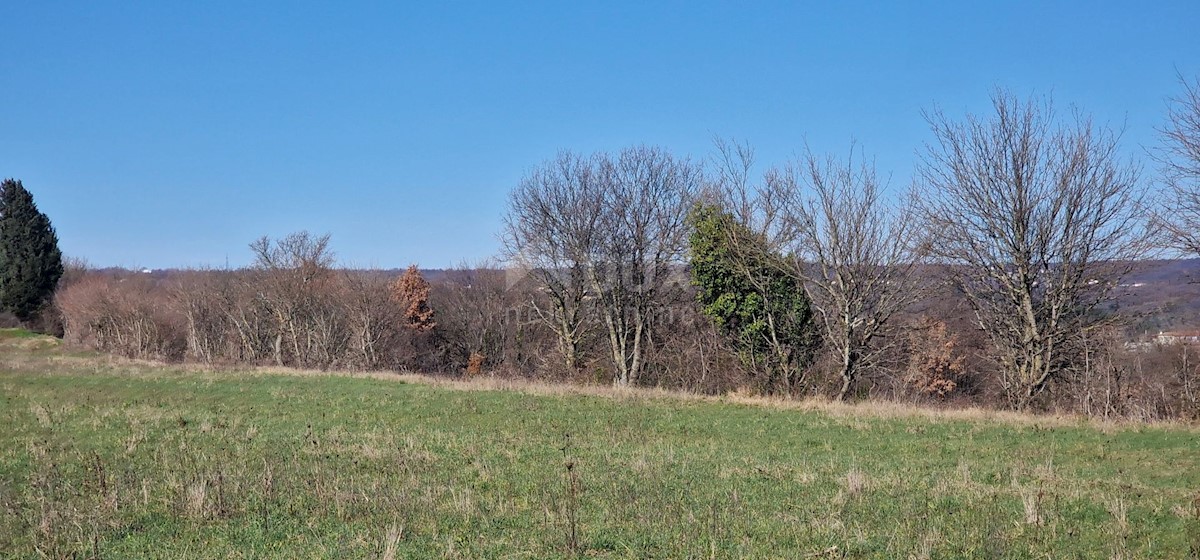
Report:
905,317,967,399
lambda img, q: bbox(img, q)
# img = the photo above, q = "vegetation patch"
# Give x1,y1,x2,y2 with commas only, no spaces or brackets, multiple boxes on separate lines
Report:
0,328,41,339
1,343,1198,558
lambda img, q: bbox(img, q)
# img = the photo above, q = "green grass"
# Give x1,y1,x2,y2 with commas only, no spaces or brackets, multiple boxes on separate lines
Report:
0,327,41,339
1,338,1199,558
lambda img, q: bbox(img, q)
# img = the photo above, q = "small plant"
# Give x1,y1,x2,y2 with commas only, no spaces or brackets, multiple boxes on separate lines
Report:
260,459,274,532
844,466,869,498
1189,491,1200,558
906,316,967,399
381,523,403,560
560,432,580,554
466,352,485,376
1021,488,1045,526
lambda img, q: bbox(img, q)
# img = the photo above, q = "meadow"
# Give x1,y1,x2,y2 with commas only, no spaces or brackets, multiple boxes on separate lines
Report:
1,329,1198,559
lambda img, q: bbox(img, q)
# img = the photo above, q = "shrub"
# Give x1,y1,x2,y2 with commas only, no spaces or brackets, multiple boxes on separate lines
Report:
905,316,967,399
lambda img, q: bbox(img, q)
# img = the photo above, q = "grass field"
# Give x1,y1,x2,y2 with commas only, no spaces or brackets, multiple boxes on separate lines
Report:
2,329,1199,558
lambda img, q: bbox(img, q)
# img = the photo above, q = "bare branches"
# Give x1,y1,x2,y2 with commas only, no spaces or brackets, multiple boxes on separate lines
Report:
591,146,703,386
705,138,924,399
503,146,702,386
917,91,1148,407
502,151,601,371
777,147,927,400
247,231,348,369
1161,74,1200,182
1157,75,1200,256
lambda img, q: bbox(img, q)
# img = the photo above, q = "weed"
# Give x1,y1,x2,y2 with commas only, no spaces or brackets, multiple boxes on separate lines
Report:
561,432,581,554
844,467,868,498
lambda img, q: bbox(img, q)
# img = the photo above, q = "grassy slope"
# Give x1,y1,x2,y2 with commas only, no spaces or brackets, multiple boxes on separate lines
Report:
1,333,1198,559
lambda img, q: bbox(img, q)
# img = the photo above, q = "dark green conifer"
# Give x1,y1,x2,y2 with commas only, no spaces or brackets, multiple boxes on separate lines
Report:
0,179,64,322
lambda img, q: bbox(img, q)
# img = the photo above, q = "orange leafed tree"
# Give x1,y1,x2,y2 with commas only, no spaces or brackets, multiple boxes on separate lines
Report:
391,265,436,332
905,316,967,399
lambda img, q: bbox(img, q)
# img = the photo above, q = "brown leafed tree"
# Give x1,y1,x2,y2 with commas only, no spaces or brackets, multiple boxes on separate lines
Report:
916,91,1149,408
905,316,967,399
392,264,436,332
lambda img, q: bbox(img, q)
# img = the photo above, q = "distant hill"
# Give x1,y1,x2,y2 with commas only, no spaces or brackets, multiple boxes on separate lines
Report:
1111,259,1200,334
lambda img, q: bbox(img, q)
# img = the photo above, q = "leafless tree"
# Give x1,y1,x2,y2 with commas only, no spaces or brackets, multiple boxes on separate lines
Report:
502,152,602,371
175,270,233,363
341,270,400,370
503,147,702,386
223,275,274,363
57,271,184,360
774,147,927,400
916,91,1148,408
433,263,528,374
590,146,703,386
1156,74,1200,255
249,231,347,369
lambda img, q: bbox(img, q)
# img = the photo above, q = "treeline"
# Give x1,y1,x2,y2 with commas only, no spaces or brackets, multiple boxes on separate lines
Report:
51,247,1200,420
53,238,739,387
58,233,435,371
49,83,1200,421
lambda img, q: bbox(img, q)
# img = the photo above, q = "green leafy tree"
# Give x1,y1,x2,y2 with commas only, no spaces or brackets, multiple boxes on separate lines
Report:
689,203,818,394
0,179,63,322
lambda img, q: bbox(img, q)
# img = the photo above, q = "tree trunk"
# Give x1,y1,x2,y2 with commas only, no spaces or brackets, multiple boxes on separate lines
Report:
837,345,857,401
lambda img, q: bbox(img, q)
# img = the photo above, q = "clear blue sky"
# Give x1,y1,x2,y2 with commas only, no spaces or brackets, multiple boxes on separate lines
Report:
3,1,1198,269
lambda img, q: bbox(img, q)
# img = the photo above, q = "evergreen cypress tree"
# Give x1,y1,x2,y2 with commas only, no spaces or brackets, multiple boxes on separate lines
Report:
0,179,63,322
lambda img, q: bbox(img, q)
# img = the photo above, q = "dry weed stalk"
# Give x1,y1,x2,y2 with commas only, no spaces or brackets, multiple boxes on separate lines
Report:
380,523,403,560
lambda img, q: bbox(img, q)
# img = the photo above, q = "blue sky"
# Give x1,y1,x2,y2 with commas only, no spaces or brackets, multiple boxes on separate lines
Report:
2,1,1198,269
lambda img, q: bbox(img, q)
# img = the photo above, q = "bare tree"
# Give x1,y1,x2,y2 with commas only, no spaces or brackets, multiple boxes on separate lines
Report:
1157,74,1200,255
503,147,702,386
502,152,602,371
433,263,526,374
590,146,703,386
774,148,926,400
917,91,1148,408
175,270,233,364
224,274,274,363
342,270,400,370
249,231,346,369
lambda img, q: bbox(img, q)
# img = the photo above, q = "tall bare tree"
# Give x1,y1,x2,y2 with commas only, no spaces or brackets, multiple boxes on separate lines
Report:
502,152,602,371
917,91,1148,408
774,148,926,400
590,146,703,386
1157,74,1200,255
503,147,702,386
